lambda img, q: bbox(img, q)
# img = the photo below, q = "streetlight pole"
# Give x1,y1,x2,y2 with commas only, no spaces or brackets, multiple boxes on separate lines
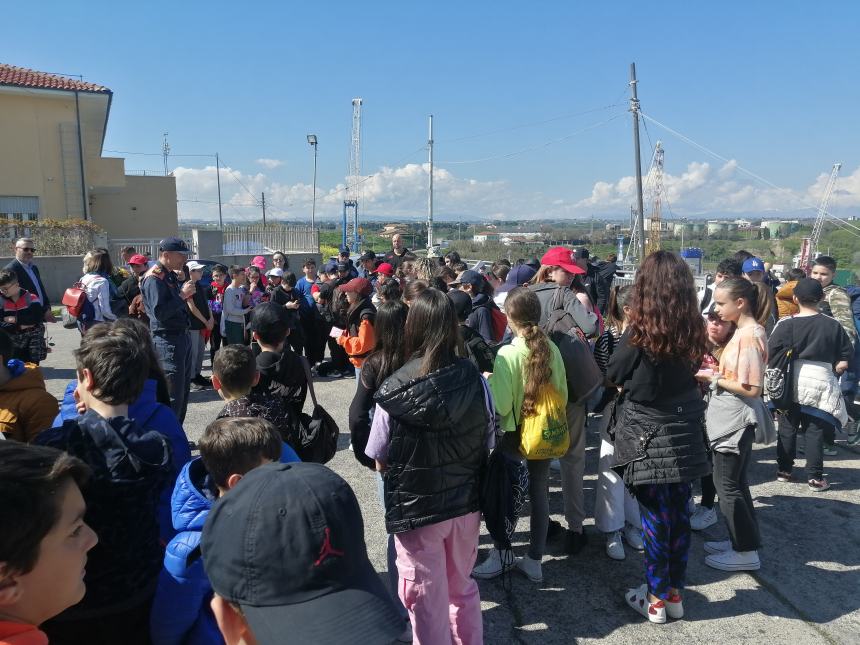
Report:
307,134,318,229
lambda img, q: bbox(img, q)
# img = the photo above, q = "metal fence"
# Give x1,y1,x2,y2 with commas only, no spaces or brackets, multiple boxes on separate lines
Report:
220,224,318,255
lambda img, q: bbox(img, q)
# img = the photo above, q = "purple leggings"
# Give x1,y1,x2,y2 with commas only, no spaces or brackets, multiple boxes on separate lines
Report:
634,482,692,600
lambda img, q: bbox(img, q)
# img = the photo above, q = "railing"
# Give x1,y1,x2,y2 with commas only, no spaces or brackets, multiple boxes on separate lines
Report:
108,238,161,265
125,170,170,176
220,224,318,255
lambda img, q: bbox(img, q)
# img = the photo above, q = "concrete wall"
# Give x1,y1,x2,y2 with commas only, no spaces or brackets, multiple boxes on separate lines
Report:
89,175,178,238
0,92,76,218
0,256,85,305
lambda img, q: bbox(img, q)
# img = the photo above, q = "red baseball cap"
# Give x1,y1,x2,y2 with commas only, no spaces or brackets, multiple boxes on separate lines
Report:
340,277,373,296
375,262,394,277
540,247,585,275
128,254,148,266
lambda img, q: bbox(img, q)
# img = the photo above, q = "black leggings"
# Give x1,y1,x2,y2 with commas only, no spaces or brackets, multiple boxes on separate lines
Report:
699,474,717,509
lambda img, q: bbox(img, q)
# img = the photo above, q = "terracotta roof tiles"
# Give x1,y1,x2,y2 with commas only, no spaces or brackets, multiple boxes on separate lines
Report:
0,63,111,94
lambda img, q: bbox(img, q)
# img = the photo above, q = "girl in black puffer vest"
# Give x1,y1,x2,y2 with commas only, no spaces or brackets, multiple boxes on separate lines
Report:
606,251,710,625
364,288,490,645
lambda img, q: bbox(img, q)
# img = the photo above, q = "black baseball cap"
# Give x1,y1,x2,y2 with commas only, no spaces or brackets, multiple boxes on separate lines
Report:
793,277,824,303
201,462,402,645
447,288,472,320
358,250,376,262
159,237,190,254
249,302,289,334
337,262,350,272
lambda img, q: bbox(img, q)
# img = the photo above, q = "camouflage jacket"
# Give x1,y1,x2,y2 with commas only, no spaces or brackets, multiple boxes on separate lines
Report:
821,284,857,347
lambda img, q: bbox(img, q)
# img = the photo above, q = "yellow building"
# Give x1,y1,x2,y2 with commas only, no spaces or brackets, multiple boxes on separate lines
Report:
0,63,177,238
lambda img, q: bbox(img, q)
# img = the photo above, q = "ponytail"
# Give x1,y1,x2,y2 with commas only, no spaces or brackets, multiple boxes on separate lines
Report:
503,287,554,418
717,277,772,326
520,322,552,418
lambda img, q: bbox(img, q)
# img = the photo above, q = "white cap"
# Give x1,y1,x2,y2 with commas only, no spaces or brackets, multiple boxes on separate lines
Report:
266,267,285,278
187,261,206,271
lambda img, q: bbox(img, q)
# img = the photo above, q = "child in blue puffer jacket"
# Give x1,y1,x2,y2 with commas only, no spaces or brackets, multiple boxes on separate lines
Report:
149,417,295,645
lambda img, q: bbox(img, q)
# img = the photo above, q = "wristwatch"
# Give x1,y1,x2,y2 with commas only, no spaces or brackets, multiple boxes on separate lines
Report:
710,373,722,392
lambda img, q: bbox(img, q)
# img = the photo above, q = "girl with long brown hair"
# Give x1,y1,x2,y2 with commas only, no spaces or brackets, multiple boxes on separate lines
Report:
472,287,568,583
606,251,711,624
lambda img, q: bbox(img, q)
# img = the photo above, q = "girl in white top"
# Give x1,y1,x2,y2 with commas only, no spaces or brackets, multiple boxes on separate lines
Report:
80,249,117,322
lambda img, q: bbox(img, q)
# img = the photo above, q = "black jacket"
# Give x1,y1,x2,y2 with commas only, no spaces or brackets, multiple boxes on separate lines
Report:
252,348,308,418
611,394,710,488
461,323,495,373
375,357,488,533
5,258,50,313
35,410,172,619
582,263,609,314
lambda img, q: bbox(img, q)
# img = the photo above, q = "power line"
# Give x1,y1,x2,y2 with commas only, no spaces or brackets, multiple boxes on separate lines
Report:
105,149,216,158
639,111,860,234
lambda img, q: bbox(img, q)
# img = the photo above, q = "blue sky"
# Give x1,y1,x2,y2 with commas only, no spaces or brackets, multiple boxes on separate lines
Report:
7,1,860,222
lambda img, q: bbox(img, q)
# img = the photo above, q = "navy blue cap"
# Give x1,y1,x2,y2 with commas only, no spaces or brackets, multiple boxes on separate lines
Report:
201,463,402,645
158,237,190,254
498,264,536,293
450,269,484,288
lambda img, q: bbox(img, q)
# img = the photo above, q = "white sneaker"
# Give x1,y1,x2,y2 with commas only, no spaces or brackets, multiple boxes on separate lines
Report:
471,548,513,579
703,540,732,555
514,555,543,582
625,584,666,624
623,523,644,551
665,592,684,619
705,548,761,571
690,505,718,531
606,531,626,560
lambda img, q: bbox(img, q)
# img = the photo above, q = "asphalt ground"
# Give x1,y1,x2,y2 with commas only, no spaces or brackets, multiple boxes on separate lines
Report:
41,324,860,644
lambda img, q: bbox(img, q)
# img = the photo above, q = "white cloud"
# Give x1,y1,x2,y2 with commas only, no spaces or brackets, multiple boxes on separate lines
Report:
255,158,284,169
174,159,860,223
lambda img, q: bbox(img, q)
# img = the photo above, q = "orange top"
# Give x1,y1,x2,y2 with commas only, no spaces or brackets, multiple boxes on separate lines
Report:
0,622,48,645
718,323,767,387
337,318,376,368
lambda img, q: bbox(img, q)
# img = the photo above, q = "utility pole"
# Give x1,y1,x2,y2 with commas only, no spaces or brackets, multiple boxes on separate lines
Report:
215,152,223,229
629,63,646,261
261,192,266,226
162,133,170,175
427,114,434,249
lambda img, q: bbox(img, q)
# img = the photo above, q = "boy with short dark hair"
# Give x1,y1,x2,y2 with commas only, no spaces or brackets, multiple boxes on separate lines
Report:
149,417,282,645
0,329,58,442
811,256,857,346
213,345,300,457
0,442,99,643
34,324,172,644
249,303,308,418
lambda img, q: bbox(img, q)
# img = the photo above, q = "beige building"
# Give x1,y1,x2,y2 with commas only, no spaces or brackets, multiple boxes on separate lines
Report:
0,63,177,239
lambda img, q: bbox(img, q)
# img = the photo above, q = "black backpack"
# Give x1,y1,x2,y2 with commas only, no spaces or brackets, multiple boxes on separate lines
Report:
764,317,796,412
480,444,528,550
292,358,340,463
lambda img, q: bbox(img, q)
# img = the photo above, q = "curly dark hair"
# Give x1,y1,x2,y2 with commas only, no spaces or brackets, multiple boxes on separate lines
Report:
626,251,707,365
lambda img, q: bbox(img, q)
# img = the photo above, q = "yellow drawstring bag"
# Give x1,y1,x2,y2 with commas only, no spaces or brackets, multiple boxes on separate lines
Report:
519,385,570,459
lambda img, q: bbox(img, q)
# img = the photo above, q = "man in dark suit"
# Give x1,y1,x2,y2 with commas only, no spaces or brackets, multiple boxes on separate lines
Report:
4,237,55,322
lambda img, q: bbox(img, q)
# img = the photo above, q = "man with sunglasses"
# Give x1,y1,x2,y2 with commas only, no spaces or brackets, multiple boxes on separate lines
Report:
4,238,55,323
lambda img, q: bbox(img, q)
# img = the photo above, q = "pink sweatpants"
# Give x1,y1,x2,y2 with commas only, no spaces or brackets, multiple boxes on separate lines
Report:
394,511,483,645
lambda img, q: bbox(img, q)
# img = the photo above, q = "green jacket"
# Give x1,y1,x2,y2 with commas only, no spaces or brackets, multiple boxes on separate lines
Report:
489,335,567,433
824,284,857,347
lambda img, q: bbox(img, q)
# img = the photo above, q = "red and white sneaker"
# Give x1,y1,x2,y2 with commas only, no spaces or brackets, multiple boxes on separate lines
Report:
625,584,666,624
666,591,684,619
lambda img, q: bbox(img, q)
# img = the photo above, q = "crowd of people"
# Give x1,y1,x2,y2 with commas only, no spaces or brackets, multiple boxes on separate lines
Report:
1,233,858,644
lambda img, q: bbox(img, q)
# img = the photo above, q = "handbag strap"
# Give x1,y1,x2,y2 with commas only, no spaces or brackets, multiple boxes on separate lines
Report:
300,356,318,408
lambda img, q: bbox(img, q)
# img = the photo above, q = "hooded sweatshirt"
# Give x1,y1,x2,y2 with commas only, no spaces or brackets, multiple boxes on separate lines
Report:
776,280,800,319
150,458,224,645
35,410,172,619
0,623,47,645
0,364,58,442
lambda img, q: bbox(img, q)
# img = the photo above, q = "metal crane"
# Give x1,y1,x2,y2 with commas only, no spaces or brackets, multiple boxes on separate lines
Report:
342,98,362,253
797,162,841,271
645,141,665,256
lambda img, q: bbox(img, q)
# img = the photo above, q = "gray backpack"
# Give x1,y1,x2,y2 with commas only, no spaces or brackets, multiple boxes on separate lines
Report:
541,287,603,405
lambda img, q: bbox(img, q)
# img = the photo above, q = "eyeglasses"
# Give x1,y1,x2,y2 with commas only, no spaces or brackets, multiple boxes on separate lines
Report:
17,247,35,253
